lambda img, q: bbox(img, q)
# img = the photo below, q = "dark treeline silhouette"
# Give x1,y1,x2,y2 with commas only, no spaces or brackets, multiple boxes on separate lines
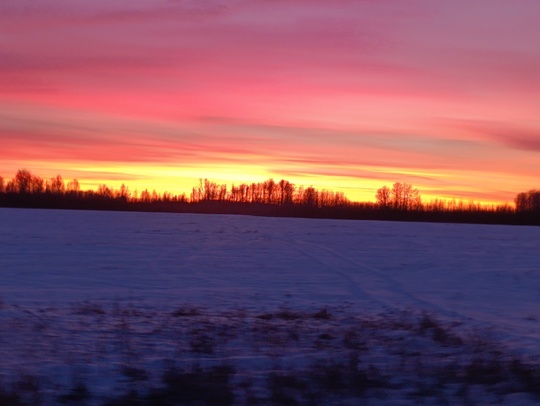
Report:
190,178,348,208
515,190,540,213
1,169,539,225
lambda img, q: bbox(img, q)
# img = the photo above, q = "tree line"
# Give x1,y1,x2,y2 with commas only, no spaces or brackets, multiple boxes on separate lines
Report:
190,178,348,208
0,169,538,225
515,190,540,213
0,169,349,208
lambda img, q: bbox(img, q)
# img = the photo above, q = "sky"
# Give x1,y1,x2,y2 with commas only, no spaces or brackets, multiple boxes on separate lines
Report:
1,0,540,204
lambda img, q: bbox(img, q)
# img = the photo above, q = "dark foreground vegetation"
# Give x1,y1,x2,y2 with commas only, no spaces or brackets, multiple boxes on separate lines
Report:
1,301,539,405
1,169,539,225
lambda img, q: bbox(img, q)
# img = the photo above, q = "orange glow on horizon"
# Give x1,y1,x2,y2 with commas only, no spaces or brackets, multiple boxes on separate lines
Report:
0,159,517,207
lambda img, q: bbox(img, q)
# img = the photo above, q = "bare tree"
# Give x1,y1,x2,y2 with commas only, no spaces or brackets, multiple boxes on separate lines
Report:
250,182,263,203
391,182,404,209
377,182,422,211
117,183,130,200
294,186,304,204
263,178,276,204
515,189,540,212
515,192,527,211
14,169,33,193
375,185,391,209
238,183,249,203
402,183,422,210
218,184,227,201
319,190,348,207
32,176,44,193
278,179,295,206
66,179,80,194
302,186,319,207
97,184,114,198
141,189,152,203
48,175,65,194
390,182,422,210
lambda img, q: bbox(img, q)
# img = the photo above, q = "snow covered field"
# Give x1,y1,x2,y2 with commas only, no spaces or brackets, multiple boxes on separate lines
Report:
1,208,539,404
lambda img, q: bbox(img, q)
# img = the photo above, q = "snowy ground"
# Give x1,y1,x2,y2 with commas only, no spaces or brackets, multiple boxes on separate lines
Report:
1,208,539,404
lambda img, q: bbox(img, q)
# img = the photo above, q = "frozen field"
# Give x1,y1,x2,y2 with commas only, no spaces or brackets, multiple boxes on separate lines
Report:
1,208,540,404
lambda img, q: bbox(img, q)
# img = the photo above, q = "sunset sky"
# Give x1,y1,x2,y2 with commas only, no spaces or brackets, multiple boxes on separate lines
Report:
2,0,539,203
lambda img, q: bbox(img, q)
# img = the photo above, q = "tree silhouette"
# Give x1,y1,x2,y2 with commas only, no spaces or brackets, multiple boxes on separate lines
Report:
97,184,114,198
10,169,45,194
376,183,422,211
117,183,130,200
375,186,391,209
515,190,540,212
14,169,33,193
263,178,276,204
391,182,422,210
141,189,152,203
47,175,65,195
2,168,535,225
303,186,318,207
66,179,80,194
276,179,295,206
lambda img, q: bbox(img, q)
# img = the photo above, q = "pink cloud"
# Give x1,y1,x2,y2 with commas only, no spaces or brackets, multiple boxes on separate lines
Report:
453,120,540,152
2,0,540,202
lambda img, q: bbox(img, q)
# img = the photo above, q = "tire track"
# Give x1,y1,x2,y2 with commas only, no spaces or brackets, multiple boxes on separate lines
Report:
284,239,387,308
289,238,467,319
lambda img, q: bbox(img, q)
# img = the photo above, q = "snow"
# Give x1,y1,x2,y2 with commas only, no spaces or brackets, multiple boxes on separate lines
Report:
1,208,539,404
